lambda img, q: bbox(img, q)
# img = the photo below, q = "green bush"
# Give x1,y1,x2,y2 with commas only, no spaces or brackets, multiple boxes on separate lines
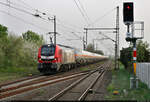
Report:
0,27,44,70
0,24,44,82
120,40,150,69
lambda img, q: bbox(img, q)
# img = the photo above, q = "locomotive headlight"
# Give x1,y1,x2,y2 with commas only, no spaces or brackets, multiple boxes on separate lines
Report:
55,58,58,61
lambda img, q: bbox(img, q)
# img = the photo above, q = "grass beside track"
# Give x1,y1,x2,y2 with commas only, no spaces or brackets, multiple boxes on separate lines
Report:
0,66,40,83
105,63,150,101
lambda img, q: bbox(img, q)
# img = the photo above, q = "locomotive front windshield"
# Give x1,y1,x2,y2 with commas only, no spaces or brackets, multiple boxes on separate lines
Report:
41,45,55,56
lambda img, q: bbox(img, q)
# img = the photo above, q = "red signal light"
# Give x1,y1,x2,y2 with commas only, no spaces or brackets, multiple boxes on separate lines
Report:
127,6,130,9
123,2,134,22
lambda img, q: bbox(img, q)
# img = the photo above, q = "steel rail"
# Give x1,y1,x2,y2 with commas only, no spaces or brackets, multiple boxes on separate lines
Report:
48,61,111,101
78,70,105,100
0,69,95,94
0,61,109,100
0,74,43,87
48,70,98,101
78,61,111,100
48,63,106,101
0,71,90,99
0,60,107,88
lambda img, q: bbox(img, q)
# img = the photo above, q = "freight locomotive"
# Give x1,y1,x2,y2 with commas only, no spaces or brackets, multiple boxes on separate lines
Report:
37,44,108,74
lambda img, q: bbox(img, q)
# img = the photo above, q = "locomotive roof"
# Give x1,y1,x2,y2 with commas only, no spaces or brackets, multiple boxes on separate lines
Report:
41,44,55,47
42,44,75,49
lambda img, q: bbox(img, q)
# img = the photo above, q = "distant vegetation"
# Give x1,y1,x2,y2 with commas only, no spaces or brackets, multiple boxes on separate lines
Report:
86,43,104,55
120,40,150,69
0,24,44,71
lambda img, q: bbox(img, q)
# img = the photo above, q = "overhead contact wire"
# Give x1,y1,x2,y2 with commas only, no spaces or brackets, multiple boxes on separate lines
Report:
0,10,49,31
73,0,89,25
89,7,116,26
77,0,91,23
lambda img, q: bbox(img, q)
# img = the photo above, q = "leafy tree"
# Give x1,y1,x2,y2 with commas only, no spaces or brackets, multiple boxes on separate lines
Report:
120,40,150,69
0,25,43,69
22,30,44,44
120,47,132,68
86,43,94,52
137,40,150,62
0,24,8,67
0,24,8,37
85,43,104,55
94,50,104,55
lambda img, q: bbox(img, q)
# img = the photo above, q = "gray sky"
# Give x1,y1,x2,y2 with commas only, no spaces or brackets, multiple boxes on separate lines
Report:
0,0,149,56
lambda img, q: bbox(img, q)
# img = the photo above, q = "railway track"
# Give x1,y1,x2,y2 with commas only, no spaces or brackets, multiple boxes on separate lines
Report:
0,60,106,89
48,61,112,101
0,72,90,100
0,63,107,100
0,61,110,100
0,74,43,87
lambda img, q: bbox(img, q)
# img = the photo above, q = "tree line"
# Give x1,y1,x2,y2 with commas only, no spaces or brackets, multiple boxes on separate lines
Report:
85,43,104,55
120,40,150,69
0,24,44,69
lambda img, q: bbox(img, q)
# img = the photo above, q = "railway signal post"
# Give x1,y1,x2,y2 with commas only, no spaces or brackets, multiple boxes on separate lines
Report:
123,2,144,89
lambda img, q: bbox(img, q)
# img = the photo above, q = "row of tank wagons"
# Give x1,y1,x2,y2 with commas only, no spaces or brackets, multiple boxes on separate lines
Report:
75,50,108,66
59,46,108,66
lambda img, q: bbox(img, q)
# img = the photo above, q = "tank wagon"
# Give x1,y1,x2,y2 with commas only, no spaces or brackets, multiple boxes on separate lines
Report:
37,44,108,74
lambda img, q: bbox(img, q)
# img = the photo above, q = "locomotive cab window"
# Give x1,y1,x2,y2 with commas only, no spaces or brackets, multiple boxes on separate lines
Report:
41,45,55,56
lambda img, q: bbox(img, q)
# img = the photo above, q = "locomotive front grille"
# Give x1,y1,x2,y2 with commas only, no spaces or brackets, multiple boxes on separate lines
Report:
41,59,54,61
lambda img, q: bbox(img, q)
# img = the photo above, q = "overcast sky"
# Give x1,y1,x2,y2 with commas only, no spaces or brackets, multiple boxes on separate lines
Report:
0,0,149,56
